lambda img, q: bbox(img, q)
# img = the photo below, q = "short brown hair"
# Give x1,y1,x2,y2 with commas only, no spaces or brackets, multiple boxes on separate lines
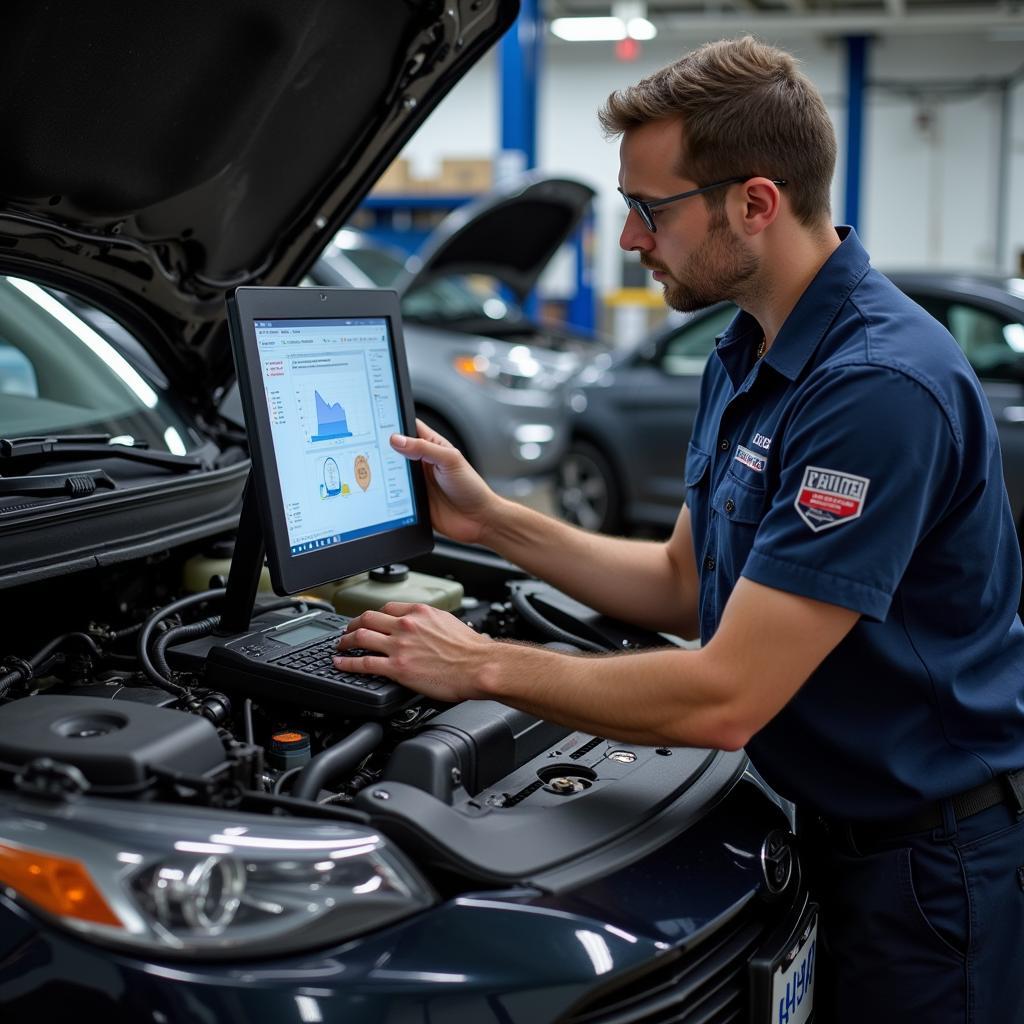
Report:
598,36,836,227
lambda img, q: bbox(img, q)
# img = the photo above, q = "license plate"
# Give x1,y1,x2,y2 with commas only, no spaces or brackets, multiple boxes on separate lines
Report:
769,912,817,1024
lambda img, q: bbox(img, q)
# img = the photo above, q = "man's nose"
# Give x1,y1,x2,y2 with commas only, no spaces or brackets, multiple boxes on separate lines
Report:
619,208,654,253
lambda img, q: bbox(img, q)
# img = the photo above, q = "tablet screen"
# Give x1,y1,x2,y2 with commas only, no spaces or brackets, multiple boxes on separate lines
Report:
253,316,417,556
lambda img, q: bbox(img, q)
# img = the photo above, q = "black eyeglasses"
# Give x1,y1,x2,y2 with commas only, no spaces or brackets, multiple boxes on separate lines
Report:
618,176,787,232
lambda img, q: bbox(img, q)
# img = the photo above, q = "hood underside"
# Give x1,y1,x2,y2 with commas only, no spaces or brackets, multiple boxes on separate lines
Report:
0,0,518,399
399,174,597,303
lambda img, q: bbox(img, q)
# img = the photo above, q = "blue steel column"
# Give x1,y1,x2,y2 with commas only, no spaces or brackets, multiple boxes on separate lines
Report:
500,0,540,171
499,2,595,333
500,2,541,319
843,35,868,234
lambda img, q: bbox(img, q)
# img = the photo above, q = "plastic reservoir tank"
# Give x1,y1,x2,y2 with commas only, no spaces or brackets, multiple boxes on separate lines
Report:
182,554,462,614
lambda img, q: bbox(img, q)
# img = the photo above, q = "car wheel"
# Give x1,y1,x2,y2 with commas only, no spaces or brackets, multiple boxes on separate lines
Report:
557,440,622,533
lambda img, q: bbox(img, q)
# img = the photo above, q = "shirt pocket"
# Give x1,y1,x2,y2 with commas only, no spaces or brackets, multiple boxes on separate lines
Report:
711,468,770,527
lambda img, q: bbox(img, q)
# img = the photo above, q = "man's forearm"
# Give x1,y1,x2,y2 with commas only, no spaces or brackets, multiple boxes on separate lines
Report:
476,641,745,749
481,497,697,636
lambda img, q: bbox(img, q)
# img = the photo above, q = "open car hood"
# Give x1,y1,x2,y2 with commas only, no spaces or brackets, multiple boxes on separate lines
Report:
397,174,596,303
0,0,518,403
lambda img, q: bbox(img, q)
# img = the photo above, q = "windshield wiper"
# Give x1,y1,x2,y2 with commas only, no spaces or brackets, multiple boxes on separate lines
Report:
0,434,204,472
0,469,116,498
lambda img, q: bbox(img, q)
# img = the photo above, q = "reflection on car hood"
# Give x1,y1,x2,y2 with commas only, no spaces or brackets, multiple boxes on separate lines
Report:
396,173,596,303
0,0,518,399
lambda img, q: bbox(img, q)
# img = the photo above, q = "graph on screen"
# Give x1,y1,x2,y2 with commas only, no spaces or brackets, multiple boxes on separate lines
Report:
294,366,372,447
311,391,352,442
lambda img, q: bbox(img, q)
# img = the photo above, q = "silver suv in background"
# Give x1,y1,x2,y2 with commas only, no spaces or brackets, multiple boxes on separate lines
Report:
308,175,601,498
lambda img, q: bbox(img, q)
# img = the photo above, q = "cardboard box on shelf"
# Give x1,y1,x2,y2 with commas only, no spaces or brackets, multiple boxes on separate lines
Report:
436,157,493,194
370,157,412,194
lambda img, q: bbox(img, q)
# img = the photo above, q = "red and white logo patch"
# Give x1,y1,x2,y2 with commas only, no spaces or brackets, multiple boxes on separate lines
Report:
795,466,870,532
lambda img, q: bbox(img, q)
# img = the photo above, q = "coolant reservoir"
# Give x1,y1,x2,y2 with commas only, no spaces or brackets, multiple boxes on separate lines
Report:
181,553,273,594
328,564,463,616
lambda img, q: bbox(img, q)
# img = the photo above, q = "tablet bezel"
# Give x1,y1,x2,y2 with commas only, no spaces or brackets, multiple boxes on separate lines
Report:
227,286,433,595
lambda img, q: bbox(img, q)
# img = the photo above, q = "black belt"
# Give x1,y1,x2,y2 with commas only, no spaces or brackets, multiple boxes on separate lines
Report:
840,768,1024,848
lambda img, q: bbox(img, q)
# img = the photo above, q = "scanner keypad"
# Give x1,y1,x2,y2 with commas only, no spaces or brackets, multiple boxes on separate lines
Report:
271,637,389,690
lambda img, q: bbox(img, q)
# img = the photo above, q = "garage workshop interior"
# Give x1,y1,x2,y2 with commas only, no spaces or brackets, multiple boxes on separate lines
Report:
0,3,1022,1023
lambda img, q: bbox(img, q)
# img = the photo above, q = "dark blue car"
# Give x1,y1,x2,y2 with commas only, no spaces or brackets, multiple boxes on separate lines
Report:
558,274,1024,538
0,3,813,1022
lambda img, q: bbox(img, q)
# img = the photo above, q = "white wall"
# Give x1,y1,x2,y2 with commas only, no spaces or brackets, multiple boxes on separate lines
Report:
397,29,1024,297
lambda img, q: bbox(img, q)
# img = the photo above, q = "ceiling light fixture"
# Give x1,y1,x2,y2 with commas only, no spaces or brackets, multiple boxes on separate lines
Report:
550,3,656,44
550,17,628,41
626,17,656,40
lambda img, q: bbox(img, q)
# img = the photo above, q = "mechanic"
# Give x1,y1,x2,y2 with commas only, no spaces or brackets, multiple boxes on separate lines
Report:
334,37,1024,1023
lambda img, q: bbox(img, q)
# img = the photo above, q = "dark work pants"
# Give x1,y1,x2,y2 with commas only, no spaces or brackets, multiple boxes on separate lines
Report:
802,801,1024,1023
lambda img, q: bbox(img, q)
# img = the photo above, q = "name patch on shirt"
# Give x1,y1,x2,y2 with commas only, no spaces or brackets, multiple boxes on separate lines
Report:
795,466,870,532
735,444,766,472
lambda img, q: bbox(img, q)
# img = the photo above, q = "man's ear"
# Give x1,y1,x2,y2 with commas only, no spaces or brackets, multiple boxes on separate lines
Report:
735,178,782,236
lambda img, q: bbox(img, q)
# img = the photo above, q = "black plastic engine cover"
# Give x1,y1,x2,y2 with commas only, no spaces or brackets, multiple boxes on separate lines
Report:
0,695,226,785
386,700,568,800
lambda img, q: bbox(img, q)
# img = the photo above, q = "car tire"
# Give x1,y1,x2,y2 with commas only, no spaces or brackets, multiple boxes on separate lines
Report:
556,439,623,534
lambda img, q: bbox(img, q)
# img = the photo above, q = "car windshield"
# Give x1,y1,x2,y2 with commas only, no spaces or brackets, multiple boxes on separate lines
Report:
330,239,514,324
0,275,201,453
338,246,405,288
402,274,514,324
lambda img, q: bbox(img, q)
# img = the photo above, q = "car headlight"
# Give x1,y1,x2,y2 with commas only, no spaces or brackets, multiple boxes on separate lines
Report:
453,346,568,391
0,795,434,959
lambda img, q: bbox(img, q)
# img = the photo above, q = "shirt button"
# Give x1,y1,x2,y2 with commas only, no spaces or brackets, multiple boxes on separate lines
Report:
724,498,736,514
719,438,730,451
704,555,716,571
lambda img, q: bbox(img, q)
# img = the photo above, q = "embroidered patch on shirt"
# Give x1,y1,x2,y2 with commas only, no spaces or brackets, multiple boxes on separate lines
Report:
795,466,870,532
734,444,766,472
751,432,772,451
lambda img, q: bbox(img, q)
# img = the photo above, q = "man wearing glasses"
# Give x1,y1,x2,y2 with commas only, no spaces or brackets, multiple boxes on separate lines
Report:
336,36,1024,1023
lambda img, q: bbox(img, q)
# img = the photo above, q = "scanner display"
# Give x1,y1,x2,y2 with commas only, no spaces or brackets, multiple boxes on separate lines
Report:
254,316,417,557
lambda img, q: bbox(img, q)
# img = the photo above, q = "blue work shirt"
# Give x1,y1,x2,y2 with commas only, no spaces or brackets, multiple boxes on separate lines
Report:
686,227,1024,821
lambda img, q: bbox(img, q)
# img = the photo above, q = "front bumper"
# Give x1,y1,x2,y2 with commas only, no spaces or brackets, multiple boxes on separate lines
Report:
0,780,807,1024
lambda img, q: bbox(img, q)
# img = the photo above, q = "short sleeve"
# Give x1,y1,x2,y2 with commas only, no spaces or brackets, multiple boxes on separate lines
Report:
742,364,961,620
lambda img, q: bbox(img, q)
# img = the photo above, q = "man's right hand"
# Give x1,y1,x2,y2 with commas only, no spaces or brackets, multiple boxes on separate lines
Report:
390,419,502,546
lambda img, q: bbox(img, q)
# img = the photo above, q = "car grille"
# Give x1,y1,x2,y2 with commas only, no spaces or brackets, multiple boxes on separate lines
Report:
556,903,764,1024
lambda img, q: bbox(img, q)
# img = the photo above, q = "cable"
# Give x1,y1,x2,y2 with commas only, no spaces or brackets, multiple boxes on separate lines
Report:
136,588,227,696
151,614,221,681
137,590,338,696
290,723,384,802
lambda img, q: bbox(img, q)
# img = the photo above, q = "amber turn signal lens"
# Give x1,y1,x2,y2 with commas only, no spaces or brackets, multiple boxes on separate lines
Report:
0,841,122,927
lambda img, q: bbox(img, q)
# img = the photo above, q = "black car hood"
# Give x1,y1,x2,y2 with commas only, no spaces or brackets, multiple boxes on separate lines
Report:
0,0,518,404
397,173,596,303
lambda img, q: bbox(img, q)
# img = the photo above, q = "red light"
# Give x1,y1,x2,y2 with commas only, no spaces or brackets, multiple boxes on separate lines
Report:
615,38,640,61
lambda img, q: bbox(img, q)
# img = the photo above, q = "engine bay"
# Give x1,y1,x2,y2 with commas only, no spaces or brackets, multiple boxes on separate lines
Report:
0,541,744,890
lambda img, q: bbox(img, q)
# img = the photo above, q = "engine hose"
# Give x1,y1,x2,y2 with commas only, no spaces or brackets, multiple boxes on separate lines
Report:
290,723,384,802
507,587,607,653
0,632,104,698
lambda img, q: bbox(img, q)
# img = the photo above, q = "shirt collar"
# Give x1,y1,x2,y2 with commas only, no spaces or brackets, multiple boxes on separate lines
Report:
715,226,872,384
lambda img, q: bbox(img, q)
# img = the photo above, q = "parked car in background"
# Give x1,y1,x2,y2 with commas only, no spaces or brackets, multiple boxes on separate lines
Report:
557,273,1024,539
308,174,603,496
0,4,814,1023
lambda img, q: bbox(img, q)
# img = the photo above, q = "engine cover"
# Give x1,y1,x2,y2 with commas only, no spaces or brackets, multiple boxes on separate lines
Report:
0,695,226,786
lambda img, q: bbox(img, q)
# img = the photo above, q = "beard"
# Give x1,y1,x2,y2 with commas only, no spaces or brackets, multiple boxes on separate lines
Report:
643,209,759,313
